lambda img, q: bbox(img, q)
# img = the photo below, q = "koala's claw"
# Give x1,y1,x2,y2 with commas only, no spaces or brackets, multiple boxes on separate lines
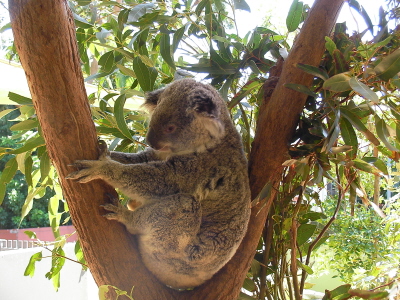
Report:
101,203,124,220
105,193,120,205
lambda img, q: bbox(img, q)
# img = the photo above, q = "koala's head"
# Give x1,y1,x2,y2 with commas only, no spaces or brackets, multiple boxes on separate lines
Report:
143,79,228,156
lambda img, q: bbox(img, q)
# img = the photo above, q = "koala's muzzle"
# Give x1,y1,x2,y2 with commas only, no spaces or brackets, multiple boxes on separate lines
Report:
146,126,172,151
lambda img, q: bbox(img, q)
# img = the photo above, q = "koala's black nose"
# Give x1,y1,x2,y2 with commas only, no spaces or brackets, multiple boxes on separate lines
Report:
146,127,165,150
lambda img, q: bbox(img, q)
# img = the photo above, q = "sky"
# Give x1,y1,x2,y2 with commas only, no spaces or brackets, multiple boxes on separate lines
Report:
235,0,389,38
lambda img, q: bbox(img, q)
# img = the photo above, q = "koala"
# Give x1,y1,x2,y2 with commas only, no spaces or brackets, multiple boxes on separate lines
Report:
66,78,251,290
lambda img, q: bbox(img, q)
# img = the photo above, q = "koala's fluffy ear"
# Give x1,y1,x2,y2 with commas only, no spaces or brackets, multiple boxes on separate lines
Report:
143,88,164,112
190,92,219,118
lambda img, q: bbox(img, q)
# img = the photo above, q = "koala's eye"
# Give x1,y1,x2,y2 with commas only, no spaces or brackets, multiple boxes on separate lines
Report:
164,124,177,134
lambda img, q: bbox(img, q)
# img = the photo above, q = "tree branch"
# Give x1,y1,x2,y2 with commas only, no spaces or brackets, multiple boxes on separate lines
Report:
8,0,344,299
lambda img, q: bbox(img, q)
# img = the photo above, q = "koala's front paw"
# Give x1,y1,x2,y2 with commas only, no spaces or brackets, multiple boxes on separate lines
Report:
66,159,108,183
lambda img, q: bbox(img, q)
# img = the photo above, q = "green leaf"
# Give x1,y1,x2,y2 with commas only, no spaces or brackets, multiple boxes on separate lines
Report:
160,32,176,70
297,223,316,246
349,77,379,103
233,0,250,12
1,157,18,183
323,284,351,300
40,151,51,181
375,116,400,152
21,186,45,222
24,252,42,277
10,119,39,131
340,117,358,159
325,36,337,56
116,64,136,77
74,240,87,270
10,135,45,154
0,183,6,206
352,158,381,175
25,155,33,186
8,92,32,105
0,108,17,119
24,230,37,239
172,26,186,53
340,108,380,146
374,48,400,81
322,109,340,153
348,289,389,299
285,83,317,97
286,0,303,32
242,277,256,292
98,51,115,73
323,73,351,92
348,0,373,33
332,49,348,73
76,0,91,5
0,22,11,33
297,259,314,274
363,157,389,175
127,3,155,22
114,95,133,140
296,63,328,80
84,71,112,82
133,56,157,92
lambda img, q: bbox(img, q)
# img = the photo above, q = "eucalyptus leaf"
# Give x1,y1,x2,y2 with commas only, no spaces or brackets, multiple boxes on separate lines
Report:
160,32,175,70
10,119,39,131
8,92,32,105
133,56,157,92
98,51,115,72
349,77,379,103
286,0,303,32
323,73,351,92
296,63,329,80
339,117,358,159
374,48,400,81
1,157,18,184
24,252,42,277
325,36,337,56
127,3,155,23
233,0,250,12
375,116,400,152
341,108,379,146
114,95,133,140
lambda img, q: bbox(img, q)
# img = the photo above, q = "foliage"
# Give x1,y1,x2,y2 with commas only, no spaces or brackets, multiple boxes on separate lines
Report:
313,199,400,290
0,105,52,229
1,0,400,298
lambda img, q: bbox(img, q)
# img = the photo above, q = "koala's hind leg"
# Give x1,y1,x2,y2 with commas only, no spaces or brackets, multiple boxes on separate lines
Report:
103,194,202,239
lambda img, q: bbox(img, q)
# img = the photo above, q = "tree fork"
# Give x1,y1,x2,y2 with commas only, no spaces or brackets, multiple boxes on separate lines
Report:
9,0,344,299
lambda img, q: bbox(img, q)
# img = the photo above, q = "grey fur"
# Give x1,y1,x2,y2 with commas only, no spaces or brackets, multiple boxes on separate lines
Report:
66,79,251,289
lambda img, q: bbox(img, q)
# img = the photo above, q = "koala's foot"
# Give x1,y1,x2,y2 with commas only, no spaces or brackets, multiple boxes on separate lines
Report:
102,203,122,220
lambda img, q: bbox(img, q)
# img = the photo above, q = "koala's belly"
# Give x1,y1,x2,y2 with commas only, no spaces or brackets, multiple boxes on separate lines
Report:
137,235,237,290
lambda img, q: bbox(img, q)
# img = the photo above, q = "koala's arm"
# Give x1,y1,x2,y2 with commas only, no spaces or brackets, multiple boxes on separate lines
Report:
67,156,177,199
110,147,160,164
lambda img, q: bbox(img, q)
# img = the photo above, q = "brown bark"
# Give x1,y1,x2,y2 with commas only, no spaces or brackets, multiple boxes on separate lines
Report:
8,0,344,299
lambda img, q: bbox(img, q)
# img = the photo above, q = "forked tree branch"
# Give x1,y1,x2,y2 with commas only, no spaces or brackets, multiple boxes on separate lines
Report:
9,0,344,299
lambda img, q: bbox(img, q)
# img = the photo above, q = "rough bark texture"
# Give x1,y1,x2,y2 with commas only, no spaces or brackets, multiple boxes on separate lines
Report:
9,0,344,299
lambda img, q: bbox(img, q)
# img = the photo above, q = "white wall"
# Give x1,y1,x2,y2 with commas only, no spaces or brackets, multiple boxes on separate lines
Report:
0,243,98,300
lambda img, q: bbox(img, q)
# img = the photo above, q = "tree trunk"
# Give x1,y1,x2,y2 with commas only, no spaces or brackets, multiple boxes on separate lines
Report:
8,0,343,299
